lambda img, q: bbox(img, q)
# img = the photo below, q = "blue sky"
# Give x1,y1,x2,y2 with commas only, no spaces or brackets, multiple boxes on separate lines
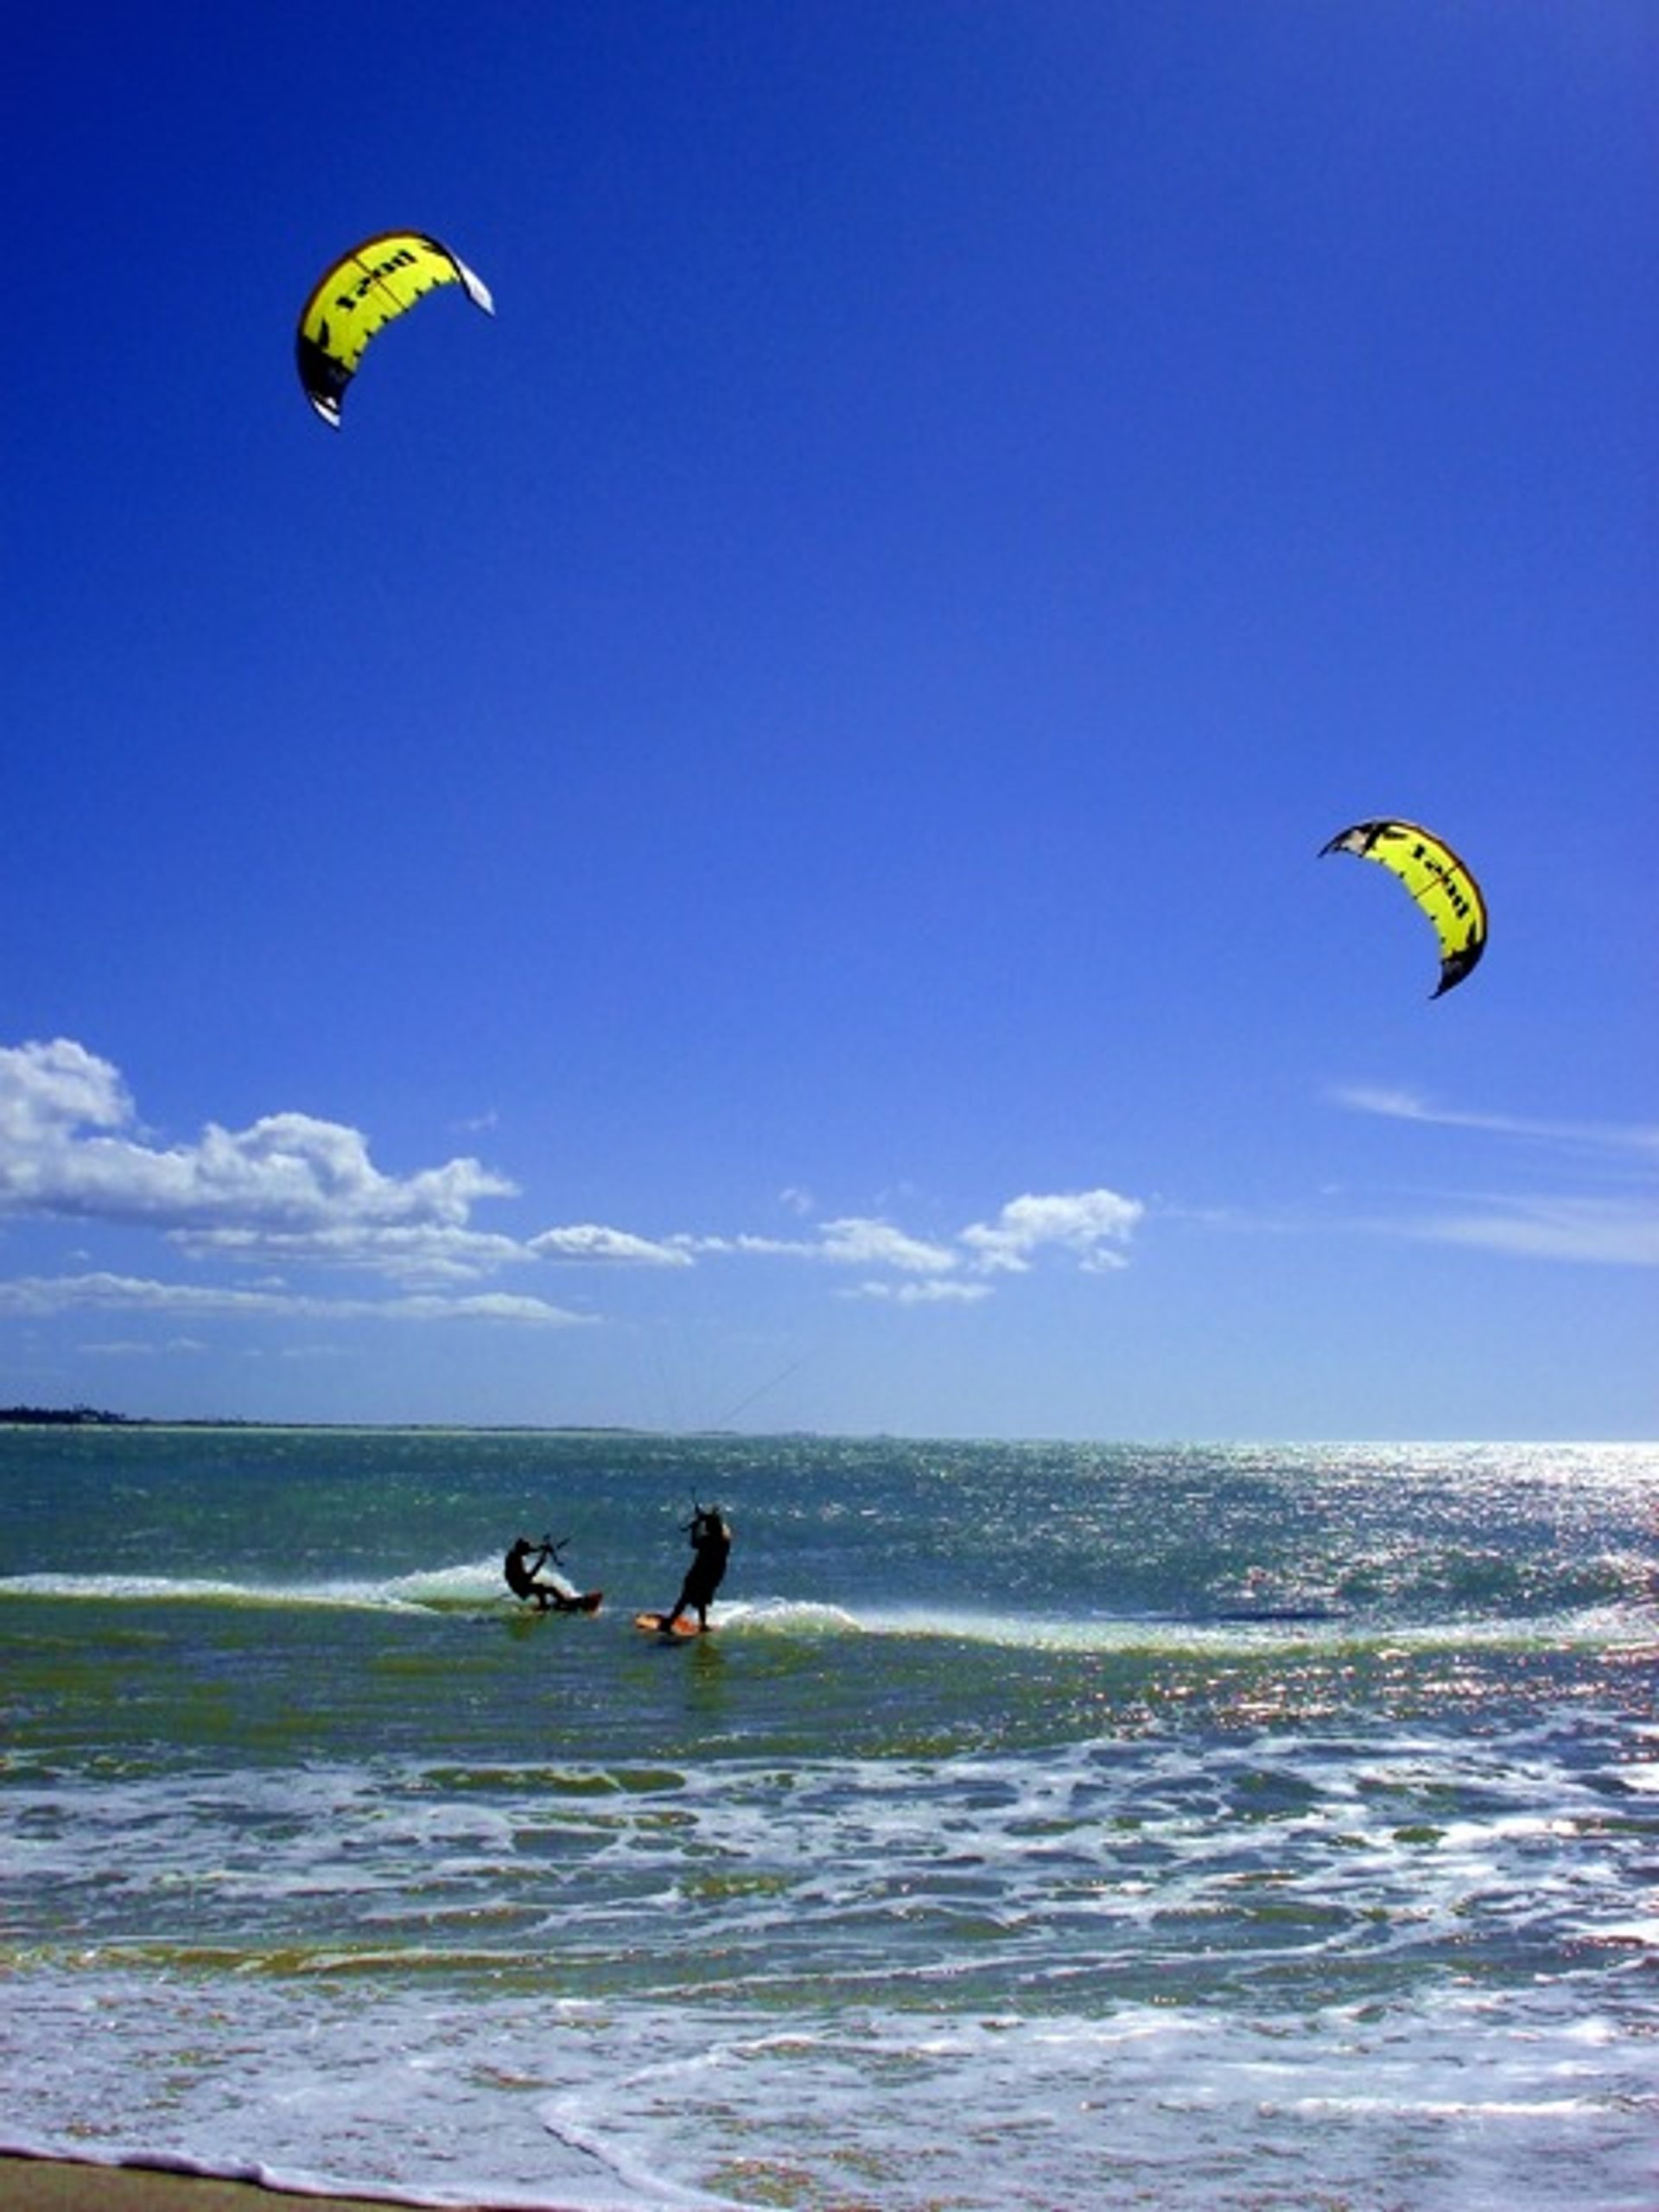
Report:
3,2,1654,1438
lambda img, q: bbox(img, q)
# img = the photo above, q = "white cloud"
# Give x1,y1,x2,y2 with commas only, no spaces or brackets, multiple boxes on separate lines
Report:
530,1224,695,1267
0,1272,588,1326
687,1194,1143,1294
175,1224,535,1283
0,1039,685,1295
961,1189,1143,1274
0,1272,304,1319
689,1221,959,1271
817,1217,959,1273
0,1041,1150,1339
696,1232,816,1258
0,1039,512,1236
79,1337,208,1357
0,1037,130,1141
385,1292,593,1325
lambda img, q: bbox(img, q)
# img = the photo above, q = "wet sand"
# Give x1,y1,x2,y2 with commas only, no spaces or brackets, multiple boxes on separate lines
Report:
0,2158,575,2212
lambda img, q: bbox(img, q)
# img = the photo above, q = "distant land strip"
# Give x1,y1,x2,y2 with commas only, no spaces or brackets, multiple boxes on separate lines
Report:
0,1408,673,1433
0,1405,134,1426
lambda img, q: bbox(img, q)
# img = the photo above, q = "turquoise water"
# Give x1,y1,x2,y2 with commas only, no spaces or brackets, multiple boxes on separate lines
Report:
1,1429,1655,2209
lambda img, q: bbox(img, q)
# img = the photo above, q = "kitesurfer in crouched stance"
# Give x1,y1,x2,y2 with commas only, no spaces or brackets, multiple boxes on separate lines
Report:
661,1505,732,1632
505,1535,582,1612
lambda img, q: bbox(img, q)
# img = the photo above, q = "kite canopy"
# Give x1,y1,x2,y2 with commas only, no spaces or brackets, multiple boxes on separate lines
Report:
1319,818,1487,998
296,232,493,427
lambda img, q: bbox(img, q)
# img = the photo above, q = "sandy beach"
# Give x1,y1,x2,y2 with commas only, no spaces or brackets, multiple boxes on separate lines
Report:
0,2158,563,2212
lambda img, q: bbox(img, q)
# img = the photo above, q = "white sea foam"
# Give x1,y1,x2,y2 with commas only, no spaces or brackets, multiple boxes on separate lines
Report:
0,1556,512,1613
727,1593,1656,1656
5,1971,1654,2212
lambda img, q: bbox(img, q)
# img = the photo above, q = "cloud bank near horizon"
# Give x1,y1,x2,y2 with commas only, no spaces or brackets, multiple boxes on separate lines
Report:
3,1045,1649,1349
0,1040,1145,1329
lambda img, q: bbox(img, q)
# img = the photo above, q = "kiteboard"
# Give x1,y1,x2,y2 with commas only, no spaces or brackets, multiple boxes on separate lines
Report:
557,1590,604,1615
633,1611,707,1638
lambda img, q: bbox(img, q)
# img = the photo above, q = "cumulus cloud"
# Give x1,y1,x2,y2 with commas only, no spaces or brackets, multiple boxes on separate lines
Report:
0,1037,130,1141
817,1217,959,1273
0,1039,512,1236
685,1219,959,1272
530,1224,694,1268
175,1224,536,1283
684,1198,1142,1287
961,1189,1144,1274
0,1039,1149,1336
0,1039,685,1292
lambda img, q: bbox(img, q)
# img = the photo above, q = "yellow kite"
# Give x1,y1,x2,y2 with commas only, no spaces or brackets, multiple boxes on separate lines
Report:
296,232,493,428
1320,819,1487,998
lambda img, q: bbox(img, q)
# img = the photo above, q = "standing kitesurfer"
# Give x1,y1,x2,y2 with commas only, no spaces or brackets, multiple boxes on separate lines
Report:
504,1534,582,1612
661,1504,731,1632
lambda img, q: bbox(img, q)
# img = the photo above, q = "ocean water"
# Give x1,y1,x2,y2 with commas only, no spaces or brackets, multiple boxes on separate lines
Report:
1,1427,1655,2212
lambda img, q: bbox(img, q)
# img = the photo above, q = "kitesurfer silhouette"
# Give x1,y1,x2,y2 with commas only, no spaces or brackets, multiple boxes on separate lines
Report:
504,1535,582,1612
660,1505,731,1632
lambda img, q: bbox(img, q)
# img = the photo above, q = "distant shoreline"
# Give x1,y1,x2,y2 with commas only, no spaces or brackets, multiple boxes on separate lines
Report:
0,1408,700,1436
2,1411,1646,1445
0,1405,136,1426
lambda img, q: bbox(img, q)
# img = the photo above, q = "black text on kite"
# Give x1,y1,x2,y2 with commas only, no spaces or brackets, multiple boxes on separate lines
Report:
1319,819,1487,998
296,232,493,428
